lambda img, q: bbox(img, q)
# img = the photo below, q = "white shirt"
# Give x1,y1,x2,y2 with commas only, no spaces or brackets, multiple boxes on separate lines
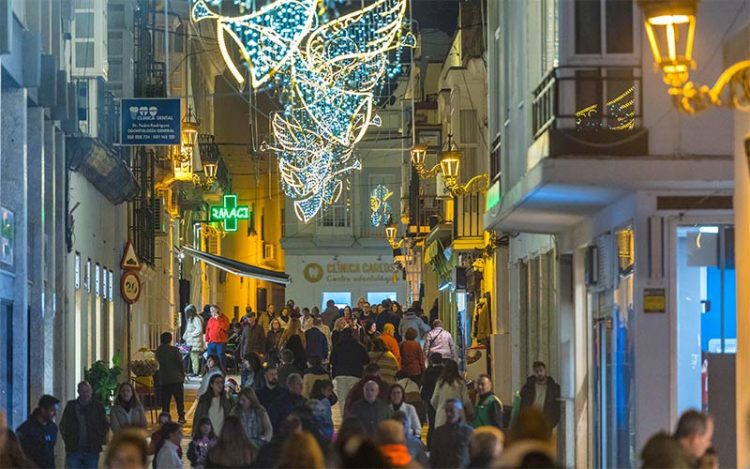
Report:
533,382,547,409
209,396,225,435
155,439,183,469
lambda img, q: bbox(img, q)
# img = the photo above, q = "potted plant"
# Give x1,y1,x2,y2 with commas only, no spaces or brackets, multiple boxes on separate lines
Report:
130,358,158,377
84,354,122,410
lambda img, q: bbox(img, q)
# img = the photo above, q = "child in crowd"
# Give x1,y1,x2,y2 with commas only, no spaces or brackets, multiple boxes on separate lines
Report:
187,417,218,469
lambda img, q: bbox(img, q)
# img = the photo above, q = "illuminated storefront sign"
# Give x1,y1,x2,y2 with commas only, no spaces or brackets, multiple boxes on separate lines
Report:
209,194,250,232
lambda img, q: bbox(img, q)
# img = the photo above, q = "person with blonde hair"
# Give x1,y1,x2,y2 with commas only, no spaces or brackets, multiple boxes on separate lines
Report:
469,426,505,468
279,318,307,371
277,431,325,469
230,387,273,447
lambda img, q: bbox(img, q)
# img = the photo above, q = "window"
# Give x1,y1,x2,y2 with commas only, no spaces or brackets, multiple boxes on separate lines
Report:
75,12,95,39
108,270,113,300
95,263,100,296
321,292,351,310
75,42,95,68
85,259,91,292
367,292,397,305
574,0,633,55
102,266,108,300
77,81,89,122
317,180,352,228
74,253,81,289
108,32,122,56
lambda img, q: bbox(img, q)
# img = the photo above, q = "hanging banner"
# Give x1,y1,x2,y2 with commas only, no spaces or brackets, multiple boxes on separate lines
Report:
121,98,181,146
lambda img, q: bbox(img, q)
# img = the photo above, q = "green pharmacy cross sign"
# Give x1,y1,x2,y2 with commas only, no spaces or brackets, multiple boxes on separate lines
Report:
210,194,250,232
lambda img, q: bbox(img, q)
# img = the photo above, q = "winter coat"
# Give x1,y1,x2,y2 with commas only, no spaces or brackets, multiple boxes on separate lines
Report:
183,315,205,351
59,398,109,453
155,343,185,385
424,326,456,361
268,390,307,431
380,331,401,366
16,410,57,468
368,351,399,385
431,379,474,428
472,392,504,429
321,306,340,329
109,402,147,432
283,334,308,372
520,375,561,427
265,329,283,355
330,335,369,378
205,314,230,344
230,405,273,444
240,322,265,356
343,376,390,416
429,422,473,468
390,402,421,439
305,326,329,360
400,340,425,378
398,311,431,345
420,364,443,402
350,399,392,436
193,393,233,437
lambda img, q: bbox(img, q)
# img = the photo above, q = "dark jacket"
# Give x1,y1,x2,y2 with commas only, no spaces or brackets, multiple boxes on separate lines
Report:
330,335,369,378
155,343,185,385
240,322,265,356
420,364,444,402
59,398,108,453
375,310,400,335
349,399,392,436
321,305,340,329
192,393,233,438
268,390,307,431
305,327,328,360
257,384,283,410
16,410,57,468
429,422,474,468
284,335,308,372
520,376,561,427
343,376,390,417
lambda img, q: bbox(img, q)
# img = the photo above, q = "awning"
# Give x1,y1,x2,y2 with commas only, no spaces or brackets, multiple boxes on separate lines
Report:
181,246,291,285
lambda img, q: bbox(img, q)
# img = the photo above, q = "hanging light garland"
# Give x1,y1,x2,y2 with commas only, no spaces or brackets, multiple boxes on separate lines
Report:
370,184,393,227
191,0,414,222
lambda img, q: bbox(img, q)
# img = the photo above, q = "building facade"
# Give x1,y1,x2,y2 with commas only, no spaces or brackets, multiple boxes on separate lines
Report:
486,0,738,466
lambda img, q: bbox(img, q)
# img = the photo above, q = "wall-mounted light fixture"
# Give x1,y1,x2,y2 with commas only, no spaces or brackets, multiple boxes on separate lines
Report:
409,135,489,197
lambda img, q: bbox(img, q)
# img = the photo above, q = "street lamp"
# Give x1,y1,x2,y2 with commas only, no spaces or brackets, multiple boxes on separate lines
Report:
192,134,219,189
639,0,750,113
385,216,404,249
409,135,490,197
182,106,200,147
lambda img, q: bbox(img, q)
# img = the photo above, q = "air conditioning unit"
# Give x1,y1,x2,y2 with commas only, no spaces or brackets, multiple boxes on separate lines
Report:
263,243,275,260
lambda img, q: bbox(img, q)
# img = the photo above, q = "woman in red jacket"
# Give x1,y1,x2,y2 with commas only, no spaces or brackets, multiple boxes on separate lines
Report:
400,327,425,384
205,305,230,371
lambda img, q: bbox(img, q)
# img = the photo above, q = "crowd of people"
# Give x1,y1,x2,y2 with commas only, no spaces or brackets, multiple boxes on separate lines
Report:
0,297,719,468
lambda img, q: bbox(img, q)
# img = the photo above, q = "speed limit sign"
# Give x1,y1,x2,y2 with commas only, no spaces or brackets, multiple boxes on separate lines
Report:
120,270,141,304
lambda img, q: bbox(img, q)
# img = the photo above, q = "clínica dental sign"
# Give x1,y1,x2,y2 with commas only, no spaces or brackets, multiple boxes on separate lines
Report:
303,261,396,283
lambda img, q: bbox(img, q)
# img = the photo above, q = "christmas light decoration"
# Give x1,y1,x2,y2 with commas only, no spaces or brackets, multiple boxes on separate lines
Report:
370,184,393,227
191,0,414,222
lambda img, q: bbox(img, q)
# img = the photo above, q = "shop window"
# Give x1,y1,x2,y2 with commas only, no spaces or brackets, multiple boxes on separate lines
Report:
367,292,397,305
321,292,351,310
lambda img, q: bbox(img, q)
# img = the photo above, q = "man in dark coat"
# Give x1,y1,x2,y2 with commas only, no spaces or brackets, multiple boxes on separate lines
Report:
304,317,329,360
349,380,392,436
154,331,186,423
257,365,283,409
16,394,60,468
268,373,307,431
240,310,266,356
429,399,474,468
60,381,109,468
321,299,340,330
330,328,369,413
343,363,389,417
421,353,444,447
520,361,561,428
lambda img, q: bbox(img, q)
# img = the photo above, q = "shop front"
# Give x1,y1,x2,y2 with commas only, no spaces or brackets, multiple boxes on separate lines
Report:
285,254,409,309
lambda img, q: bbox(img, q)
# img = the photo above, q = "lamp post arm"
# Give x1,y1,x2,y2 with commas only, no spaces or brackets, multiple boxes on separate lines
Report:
416,163,442,179
450,173,491,196
672,60,750,113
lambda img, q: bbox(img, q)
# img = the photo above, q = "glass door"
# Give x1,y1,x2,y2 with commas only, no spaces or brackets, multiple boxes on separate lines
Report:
675,225,736,414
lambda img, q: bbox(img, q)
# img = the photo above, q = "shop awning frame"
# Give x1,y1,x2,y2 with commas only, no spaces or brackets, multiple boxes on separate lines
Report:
181,246,291,285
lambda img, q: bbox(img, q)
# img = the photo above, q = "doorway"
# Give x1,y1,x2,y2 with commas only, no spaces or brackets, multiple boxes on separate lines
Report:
674,223,736,464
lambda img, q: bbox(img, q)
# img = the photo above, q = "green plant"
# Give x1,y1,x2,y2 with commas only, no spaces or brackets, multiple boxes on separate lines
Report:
84,354,122,409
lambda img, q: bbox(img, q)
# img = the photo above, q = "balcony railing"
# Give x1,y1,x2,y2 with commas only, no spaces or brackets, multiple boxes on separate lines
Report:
532,66,643,139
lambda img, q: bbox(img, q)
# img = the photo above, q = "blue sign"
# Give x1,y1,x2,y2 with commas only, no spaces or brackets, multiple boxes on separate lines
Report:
121,98,181,146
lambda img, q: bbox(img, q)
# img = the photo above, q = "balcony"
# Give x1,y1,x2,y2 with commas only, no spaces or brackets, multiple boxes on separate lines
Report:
452,193,485,252
531,66,648,158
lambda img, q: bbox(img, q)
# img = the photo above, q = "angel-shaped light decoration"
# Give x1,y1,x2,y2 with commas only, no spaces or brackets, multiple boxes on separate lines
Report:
191,0,415,222
370,184,393,227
